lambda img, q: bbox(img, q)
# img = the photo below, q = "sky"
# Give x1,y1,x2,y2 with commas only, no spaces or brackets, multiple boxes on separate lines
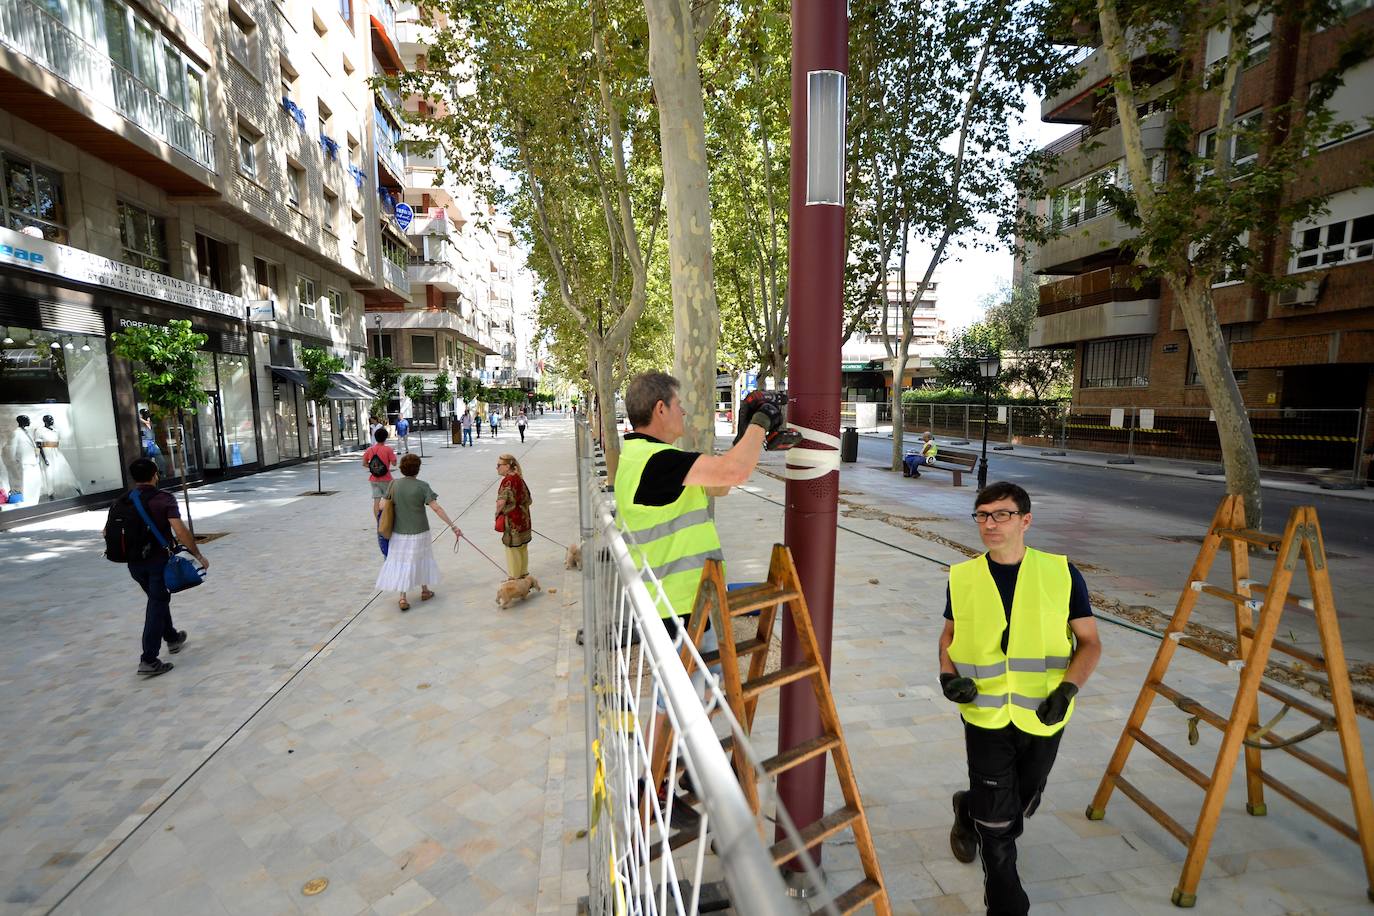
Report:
928,91,1077,332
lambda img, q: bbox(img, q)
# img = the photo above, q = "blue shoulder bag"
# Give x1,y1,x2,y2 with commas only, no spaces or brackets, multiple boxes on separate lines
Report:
130,489,206,593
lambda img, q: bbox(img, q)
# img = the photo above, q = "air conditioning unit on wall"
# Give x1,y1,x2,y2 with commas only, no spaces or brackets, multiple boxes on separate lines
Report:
1277,277,1324,308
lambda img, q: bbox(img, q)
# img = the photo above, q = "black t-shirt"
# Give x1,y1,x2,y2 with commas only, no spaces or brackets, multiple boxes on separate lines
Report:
943,556,1093,652
626,433,701,507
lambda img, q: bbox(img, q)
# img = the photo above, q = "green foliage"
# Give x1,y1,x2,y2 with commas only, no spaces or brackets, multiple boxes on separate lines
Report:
433,370,452,407
110,320,209,419
901,387,1065,406
402,374,426,403
300,348,345,407
363,357,400,418
932,323,1006,393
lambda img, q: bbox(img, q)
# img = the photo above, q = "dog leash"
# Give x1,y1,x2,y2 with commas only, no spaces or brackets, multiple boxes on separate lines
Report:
453,531,511,577
530,528,568,550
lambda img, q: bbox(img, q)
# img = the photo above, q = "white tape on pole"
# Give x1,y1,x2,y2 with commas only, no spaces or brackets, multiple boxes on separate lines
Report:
783,423,841,481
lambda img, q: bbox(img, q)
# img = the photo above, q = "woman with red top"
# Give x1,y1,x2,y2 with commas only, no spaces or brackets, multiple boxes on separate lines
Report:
494,453,533,580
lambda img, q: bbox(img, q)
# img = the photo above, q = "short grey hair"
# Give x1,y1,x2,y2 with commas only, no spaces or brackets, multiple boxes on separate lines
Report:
625,371,679,428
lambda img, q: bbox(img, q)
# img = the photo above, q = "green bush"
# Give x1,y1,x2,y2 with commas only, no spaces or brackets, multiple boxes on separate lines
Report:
900,387,1067,406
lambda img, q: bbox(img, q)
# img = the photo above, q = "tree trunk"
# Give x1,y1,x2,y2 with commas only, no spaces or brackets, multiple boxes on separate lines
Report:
589,341,622,478
173,413,193,536
890,351,910,471
1175,277,1263,525
645,0,718,454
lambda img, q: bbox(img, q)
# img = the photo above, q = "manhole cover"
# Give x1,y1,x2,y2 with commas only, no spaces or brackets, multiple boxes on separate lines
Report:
193,532,229,543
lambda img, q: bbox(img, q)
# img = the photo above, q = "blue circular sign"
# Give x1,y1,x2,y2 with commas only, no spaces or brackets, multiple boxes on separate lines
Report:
393,202,414,231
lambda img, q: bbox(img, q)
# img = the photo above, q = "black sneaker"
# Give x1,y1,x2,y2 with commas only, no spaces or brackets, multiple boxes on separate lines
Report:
167,631,188,654
950,790,979,863
138,660,174,677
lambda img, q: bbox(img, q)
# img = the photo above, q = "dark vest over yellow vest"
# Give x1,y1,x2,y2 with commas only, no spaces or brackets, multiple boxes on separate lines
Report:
614,437,725,619
947,547,1075,736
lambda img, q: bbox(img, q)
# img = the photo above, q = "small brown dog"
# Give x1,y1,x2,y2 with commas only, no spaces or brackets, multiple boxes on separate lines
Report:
496,575,541,609
565,543,582,570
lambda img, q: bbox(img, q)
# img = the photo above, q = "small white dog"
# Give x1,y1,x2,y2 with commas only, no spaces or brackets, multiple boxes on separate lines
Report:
565,543,583,570
496,575,541,609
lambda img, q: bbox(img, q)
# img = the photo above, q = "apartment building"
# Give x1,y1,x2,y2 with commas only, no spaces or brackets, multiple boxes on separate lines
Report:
1026,5,1374,436
362,2,532,427
0,0,413,526
841,270,947,402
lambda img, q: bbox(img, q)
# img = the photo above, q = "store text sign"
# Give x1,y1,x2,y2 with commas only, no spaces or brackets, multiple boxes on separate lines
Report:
0,227,245,320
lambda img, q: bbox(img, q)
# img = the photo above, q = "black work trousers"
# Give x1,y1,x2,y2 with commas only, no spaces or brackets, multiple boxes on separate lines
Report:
128,557,176,664
959,720,1063,916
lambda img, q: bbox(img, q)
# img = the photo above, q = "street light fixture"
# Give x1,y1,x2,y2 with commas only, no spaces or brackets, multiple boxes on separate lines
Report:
976,355,1001,491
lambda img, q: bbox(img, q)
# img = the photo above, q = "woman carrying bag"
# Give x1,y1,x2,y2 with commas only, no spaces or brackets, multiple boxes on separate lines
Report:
376,453,460,611
494,453,533,580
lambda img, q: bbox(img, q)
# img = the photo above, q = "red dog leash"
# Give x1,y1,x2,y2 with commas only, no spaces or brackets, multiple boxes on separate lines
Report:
453,531,512,578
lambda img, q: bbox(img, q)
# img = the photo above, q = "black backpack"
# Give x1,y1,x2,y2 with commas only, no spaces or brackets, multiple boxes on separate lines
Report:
368,452,387,477
104,494,160,563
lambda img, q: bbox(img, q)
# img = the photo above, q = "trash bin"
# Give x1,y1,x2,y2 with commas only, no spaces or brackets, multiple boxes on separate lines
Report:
841,426,858,463
450,418,461,445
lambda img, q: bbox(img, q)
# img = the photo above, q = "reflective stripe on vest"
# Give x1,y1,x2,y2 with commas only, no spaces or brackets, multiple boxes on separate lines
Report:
613,437,725,619
947,548,1075,736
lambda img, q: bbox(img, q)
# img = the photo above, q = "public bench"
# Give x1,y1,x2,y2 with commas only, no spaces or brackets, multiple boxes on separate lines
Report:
905,447,978,487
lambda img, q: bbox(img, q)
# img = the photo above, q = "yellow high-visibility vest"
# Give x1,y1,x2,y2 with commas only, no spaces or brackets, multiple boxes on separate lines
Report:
947,547,1074,736
614,437,724,619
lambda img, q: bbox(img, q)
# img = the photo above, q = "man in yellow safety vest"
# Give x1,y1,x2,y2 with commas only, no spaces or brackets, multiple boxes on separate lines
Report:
938,481,1102,916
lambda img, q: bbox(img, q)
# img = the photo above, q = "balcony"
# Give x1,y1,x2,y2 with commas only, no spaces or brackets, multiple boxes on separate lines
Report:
368,308,498,354
369,0,403,71
374,121,405,184
1044,107,1169,187
1042,28,1177,123
408,258,462,292
0,0,217,184
383,258,408,293
1036,210,1137,275
163,0,204,39
1031,267,1162,348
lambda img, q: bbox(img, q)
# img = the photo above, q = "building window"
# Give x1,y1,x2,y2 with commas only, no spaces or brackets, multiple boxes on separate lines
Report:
1319,57,1374,148
1198,109,1263,177
1186,325,1254,386
118,201,169,273
370,332,394,360
253,257,280,303
195,232,228,291
227,2,258,72
1,152,67,243
1081,336,1152,389
338,0,352,26
326,288,344,323
323,189,338,232
287,162,305,209
1049,165,1116,230
297,276,318,318
1291,188,1374,272
238,125,261,179
411,334,437,365
352,211,365,252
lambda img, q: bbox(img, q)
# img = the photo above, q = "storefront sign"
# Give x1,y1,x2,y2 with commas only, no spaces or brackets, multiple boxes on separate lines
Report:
0,227,246,321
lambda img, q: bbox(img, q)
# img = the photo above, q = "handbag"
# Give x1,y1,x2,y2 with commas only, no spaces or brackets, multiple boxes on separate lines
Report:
130,490,205,593
494,511,506,533
377,481,396,538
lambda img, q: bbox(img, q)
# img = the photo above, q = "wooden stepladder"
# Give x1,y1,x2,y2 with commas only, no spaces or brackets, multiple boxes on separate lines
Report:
650,544,889,915
1087,495,1374,907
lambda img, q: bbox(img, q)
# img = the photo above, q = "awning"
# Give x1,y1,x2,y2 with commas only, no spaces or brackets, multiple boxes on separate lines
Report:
270,367,378,401
269,366,309,387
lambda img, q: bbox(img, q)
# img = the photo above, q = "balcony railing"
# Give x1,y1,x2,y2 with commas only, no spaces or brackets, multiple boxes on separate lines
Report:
384,258,407,290
374,121,405,180
0,0,215,171
1038,264,1161,317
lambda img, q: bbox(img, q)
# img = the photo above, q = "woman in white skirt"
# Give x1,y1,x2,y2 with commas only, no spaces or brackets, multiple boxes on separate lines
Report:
376,453,461,610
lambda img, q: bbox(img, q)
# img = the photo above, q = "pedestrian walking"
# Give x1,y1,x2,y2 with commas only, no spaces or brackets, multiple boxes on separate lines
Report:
494,453,533,580
516,409,528,443
488,409,499,438
460,409,474,447
375,453,460,611
395,415,410,453
939,481,1101,916
103,458,209,677
362,427,398,518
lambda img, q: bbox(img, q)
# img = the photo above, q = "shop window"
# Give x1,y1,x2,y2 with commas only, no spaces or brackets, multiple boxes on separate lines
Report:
195,232,229,291
1,330,122,510
1186,324,1254,386
412,334,436,365
118,201,169,273
326,288,344,323
2,151,67,243
1081,336,1152,389
273,383,301,459
297,275,318,318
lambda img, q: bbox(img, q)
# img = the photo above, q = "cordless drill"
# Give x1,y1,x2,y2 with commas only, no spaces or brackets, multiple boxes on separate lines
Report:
735,389,803,451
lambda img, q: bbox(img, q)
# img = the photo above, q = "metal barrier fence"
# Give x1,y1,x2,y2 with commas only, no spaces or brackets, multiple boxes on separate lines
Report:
901,403,1369,483
576,420,836,915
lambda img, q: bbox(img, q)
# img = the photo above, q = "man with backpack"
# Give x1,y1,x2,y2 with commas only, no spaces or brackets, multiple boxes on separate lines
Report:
104,458,209,678
363,427,398,517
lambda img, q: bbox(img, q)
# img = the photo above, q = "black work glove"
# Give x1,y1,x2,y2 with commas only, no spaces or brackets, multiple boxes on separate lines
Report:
750,400,784,433
940,672,978,704
1035,682,1079,726
733,390,765,444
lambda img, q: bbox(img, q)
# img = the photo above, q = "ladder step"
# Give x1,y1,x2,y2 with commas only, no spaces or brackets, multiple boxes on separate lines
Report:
831,877,884,914
1199,584,1263,610
727,584,801,616
1238,626,1327,671
741,663,820,701
700,636,769,666
1215,527,1283,551
676,734,841,809
1243,580,1316,610
769,805,862,866
1115,775,1193,846
1152,681,1228,731
1127,726,1210,790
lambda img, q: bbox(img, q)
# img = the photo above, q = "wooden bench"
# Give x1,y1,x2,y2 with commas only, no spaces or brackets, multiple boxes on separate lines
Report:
905,447,978,487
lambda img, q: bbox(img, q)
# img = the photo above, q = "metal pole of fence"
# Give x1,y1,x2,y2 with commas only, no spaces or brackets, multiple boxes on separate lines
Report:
963,403,970,441
1353,407,1368,487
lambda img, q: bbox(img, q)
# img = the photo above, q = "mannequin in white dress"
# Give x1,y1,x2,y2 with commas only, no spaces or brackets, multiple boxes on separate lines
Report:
6,416,43,505
37,415,82,499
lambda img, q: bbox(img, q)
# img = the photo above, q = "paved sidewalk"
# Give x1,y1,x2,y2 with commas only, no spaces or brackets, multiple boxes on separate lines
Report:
2,420,1371,914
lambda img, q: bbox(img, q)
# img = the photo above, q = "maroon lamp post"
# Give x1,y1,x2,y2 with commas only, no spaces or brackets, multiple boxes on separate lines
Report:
779,0,848,879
